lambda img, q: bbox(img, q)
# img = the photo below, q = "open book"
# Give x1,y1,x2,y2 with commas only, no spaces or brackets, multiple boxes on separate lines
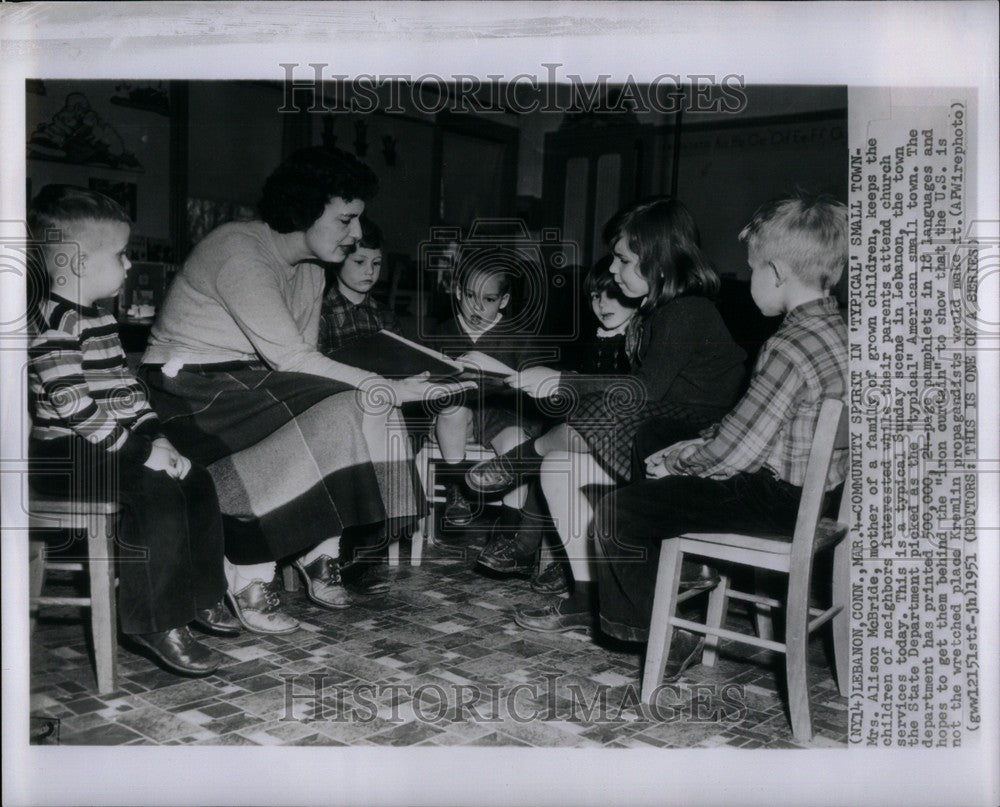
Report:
326,329,515,384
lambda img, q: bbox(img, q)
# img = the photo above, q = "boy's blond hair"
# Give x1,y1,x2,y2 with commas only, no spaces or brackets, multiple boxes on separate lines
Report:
739,192,847,290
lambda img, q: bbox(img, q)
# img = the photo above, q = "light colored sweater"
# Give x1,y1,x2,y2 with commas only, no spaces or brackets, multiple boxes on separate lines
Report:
143,221,371,388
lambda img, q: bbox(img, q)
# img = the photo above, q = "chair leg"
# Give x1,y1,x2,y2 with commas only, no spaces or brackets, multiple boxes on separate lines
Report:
785,563,813,743
702,573,729,667
87,514,118,696
831,537,850,697
425,459,438,547
641,540,683,702
387,540,400,567
29,540,46,635
754,568,775,641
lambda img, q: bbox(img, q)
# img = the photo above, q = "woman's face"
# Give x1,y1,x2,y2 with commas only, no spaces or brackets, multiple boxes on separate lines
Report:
608,236,649,299
303,197,365,263
590,289,636,331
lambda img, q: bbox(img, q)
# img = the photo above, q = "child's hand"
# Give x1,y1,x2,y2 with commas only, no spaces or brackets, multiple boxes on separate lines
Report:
644,438,705,478
147,437,192,479
506,366,560,398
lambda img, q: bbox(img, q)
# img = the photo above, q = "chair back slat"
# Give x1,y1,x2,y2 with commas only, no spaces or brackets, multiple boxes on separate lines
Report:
789,399,847,564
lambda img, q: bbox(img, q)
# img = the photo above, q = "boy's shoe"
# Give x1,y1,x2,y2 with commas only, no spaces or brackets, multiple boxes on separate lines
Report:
293,555,354,610
443,483,474,526
465,455,518,495
192,600,242,637
477,535,535,577
341,563,391,595
679,562,720,592
662,629,707,682
514,599,592,633
128,626,223,677
531,562,569,595
227,581,300,635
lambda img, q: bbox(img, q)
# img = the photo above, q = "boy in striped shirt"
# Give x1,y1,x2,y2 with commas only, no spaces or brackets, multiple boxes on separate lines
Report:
28,185,238,677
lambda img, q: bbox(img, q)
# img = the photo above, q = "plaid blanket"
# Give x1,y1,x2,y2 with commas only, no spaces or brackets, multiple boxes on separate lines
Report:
140,364,424,563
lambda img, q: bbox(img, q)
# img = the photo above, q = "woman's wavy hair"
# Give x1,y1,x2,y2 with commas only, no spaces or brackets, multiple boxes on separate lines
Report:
603,196,719,315
259,146,378,234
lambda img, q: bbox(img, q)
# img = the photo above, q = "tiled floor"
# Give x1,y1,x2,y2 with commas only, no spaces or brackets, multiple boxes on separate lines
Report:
29,519,847,749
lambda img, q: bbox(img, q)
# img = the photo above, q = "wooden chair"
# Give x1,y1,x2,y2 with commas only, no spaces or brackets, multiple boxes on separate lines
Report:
392,438,496,566
29,494,121,695
642,398,850,742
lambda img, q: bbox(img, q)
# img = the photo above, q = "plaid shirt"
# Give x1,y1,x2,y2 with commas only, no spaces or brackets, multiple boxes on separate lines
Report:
317,287,401,354
676,296,848,489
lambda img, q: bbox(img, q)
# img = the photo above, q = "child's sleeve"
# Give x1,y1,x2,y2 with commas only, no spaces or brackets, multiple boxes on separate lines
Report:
30,326,155,466
674,343,800,479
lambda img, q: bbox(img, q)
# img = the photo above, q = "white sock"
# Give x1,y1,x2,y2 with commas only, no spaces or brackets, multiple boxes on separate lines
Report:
300,537,340,566
225,558,276,593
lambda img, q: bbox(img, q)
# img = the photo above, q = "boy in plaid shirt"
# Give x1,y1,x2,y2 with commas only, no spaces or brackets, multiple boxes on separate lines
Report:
516,193,849,677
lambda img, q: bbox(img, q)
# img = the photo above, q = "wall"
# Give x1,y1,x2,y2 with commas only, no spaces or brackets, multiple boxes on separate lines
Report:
25,80,173,242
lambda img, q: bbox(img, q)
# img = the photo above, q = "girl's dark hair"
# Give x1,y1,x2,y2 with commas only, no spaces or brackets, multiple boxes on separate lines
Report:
603,196,719,314
259,146,378,234
584,255,641,308
357,217,383,251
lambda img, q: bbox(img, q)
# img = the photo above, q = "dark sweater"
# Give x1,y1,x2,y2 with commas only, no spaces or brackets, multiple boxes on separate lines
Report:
561,295,747,410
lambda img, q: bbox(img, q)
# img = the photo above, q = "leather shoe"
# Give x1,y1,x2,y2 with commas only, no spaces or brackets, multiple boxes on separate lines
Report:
341,563,391,595
465,455,518,495
477,535,535,577
443,483,474,526
662,629,706,682
192,600,242,637
128,626,223,677
531,561,569,595
514,599,592,633
293,555,353,609
227,580,300,635
679,562,720,593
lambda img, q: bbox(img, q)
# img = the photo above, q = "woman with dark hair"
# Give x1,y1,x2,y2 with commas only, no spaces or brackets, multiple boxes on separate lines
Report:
465,197,747,630
141,147,468,634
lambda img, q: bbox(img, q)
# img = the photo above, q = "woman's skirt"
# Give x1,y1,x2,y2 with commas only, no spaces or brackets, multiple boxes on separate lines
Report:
562,379,730,484
139,362,425,564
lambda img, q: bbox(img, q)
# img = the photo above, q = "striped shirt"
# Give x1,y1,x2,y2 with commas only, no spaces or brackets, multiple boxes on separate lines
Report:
29,295,160,464
676,296,848,489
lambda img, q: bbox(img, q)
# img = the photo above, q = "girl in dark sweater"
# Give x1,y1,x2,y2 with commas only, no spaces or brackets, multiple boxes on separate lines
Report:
469,198,746,607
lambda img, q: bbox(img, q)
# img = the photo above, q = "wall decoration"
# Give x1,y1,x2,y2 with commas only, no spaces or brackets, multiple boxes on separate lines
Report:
88,178,138,221
26,79,46,96
110,81,170,116
27,91,143,171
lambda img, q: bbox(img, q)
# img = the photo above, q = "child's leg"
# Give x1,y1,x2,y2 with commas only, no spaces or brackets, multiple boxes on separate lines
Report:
539,449,614,585
178,464,228,610
490,425,530,509
116,465,219,635
435,405,473,463
592,471,802,642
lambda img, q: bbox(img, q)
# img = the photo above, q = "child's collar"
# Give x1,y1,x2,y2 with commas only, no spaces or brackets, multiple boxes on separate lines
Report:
595,317,633,338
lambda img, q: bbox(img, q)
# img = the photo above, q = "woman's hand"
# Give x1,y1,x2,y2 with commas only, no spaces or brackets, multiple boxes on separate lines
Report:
505,366,561,398
644,438,705,479
390,372,476,405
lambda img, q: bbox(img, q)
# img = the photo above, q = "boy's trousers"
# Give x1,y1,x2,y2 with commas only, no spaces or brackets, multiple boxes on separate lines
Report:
592,469,806,643
30,438,227,635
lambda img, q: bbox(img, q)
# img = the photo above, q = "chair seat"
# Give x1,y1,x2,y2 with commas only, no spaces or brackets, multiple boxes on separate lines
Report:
682,518,846,557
